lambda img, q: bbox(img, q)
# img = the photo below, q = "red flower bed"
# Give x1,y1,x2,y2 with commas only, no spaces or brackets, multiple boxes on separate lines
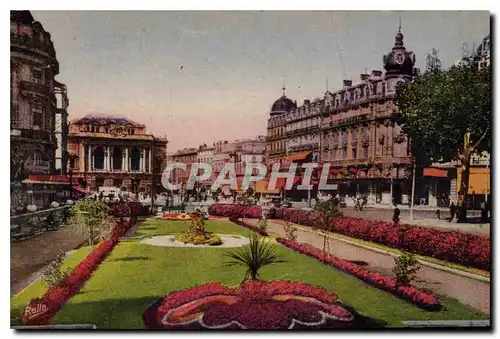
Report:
208,204,262,219
276,238,441,311
209,205,490,270
229,217,268,236
21,217,137,325
143,281,362,329
281,209,490,271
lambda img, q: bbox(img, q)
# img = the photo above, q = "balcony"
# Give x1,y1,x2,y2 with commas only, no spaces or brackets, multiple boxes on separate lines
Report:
288,143,319,153
285,126,320,137
20,80,50,96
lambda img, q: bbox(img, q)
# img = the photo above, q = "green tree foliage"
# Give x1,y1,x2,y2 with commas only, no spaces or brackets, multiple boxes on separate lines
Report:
224,233,286,282
394,51,491,221
392,251,421,286
67,199,113,246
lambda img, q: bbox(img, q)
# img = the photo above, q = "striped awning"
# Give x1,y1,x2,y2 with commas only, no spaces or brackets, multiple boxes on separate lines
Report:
423,168,448,178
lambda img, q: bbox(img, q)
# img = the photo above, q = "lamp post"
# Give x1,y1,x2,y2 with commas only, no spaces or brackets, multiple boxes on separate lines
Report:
409,161,416,220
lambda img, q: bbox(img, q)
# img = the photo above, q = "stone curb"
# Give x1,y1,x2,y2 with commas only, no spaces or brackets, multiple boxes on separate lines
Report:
290,225,490,283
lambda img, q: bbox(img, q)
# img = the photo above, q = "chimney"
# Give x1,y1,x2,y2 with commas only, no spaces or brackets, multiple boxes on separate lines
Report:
360,73,370,81
371,70,382,78
343,80,352,88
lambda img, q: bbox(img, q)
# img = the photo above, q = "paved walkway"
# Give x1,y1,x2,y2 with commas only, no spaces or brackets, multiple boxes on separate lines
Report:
246,219,490,314
11,224,87,295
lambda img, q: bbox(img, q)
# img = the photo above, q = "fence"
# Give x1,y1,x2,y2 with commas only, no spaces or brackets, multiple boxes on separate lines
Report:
10,206,72,242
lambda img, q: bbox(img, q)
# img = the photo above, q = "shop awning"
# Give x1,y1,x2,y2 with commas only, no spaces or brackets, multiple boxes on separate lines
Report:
256,180,280,194
285,151,312,162
423,168,448,178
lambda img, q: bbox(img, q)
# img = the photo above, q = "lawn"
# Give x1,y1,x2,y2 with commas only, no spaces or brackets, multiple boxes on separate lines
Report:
11,218,488,328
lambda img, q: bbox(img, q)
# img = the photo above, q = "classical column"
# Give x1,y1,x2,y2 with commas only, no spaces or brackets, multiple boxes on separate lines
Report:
125,147,129,172
88,145,92,172
122,149,125,172
148,148,153,173
79,143,85,171
139,149,144,172
105,146,109,171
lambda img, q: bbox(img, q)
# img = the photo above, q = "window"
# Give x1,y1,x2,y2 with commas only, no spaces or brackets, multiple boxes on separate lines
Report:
91,126,95,132
363,146,368,159
352,147,357,159
86,125,90,132
342,148,348,159
105,127,109,133
32,102,43,127
351,129,358,145
32,67,42,84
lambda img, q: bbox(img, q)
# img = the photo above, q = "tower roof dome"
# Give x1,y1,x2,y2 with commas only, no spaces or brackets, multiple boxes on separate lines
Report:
270,95,296,115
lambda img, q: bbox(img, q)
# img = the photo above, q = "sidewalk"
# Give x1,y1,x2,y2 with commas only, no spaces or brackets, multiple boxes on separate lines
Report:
247,219,490,314
403,218,490,235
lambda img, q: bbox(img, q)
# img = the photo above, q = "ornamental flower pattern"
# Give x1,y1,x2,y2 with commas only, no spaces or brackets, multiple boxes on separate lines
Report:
143,281,358,329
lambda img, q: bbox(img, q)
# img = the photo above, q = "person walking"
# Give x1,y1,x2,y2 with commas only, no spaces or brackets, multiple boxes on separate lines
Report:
449,202,456,222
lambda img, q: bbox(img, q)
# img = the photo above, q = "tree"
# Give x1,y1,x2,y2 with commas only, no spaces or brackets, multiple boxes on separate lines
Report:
312,197,343,262
67,199,113,246
394,51,491,222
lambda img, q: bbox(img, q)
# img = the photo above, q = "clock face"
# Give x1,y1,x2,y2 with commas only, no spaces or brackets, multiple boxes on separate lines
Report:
395,52,405,65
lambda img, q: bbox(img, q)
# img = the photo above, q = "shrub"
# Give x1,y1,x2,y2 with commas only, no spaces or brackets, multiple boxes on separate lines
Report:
283,221,298,242
174,232,222,246
41,250,70,288
224,233,285,282
257,218,268,233
393,252,421,286
175,212,222,246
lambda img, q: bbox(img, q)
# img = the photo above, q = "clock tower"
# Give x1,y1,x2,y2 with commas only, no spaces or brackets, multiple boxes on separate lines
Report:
383,27,416,80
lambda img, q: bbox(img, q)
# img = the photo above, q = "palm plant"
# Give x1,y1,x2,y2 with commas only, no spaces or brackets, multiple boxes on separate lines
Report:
224,233,286,282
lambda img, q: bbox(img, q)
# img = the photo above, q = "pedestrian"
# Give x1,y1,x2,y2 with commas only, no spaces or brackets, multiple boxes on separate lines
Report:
393,207,400,224
449,202,456,222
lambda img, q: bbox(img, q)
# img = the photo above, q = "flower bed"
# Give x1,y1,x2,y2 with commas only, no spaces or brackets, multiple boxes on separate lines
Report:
208,204,262,219
209,205,490,270
276,238,441,311
142,280,362,329
281,209,490,271
21,217,137,325
162,212,192,220
229,217,268,236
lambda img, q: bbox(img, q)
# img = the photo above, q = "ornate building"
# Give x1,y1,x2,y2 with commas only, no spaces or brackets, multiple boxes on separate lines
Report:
171,148,198,189
67,114,168,194
321,29,416,205
10,10,68,176
264,29,419,205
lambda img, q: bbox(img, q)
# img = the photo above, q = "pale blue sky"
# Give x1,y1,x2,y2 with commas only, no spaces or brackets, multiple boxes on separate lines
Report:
31,10,490,151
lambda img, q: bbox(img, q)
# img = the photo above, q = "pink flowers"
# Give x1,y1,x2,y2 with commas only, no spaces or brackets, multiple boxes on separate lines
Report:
22,217,137,325
143,281,358,329
276,238,442,311
208,204,263,219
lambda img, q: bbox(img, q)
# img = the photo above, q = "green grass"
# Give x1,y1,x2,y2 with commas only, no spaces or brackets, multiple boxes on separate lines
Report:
135,218,252,237
11,218,488,329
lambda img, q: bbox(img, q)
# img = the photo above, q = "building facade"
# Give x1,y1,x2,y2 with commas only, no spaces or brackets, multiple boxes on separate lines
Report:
265,29,419,205
67,114,168,194
196,144,214,188
10,10,68,177
171,148,198,189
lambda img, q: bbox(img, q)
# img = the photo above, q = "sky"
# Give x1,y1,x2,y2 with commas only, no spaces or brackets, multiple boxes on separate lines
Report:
31,10,490,152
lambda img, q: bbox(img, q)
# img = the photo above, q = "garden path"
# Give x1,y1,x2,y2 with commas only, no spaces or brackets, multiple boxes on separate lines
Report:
246,219,490,315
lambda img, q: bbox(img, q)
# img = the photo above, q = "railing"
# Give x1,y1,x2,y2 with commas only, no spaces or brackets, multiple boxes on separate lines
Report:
285,126,320,137
10,205,72,242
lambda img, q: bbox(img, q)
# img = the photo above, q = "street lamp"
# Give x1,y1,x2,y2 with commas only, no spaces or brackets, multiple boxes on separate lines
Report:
409,158,417,221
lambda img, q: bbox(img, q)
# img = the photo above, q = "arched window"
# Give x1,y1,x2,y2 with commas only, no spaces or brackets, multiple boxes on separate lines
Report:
94,147,105,170
32,99,44,128
131,147,141,171
112,147,123,171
